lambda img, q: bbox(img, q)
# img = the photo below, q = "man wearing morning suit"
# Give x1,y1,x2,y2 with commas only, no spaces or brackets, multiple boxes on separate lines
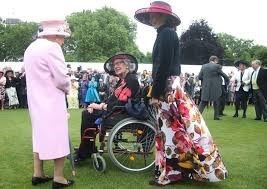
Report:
251,60,267,122
198,56,229,120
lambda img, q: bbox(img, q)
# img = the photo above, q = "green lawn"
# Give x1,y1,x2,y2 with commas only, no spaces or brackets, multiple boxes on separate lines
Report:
0,106,266,189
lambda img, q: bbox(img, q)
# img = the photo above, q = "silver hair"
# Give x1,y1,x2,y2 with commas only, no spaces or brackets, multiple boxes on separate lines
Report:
252,59,262,66
123,59,131,70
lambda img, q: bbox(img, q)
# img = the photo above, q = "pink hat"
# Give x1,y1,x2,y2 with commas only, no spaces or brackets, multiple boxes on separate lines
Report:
38,20,71,38
135,1,181,27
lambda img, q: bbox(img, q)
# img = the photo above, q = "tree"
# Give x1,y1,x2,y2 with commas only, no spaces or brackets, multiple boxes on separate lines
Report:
218,33,254,65
180,19,224,65
0,22,38,61
142,52,152,63
251,45,267,67
65,7,144,62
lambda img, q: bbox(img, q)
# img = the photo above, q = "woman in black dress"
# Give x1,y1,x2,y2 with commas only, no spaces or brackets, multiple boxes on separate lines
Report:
135,1,227,186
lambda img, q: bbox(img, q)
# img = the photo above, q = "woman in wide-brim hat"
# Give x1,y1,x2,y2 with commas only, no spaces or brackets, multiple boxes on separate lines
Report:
4,67,19,108
104,53,138,76
74,53,140,162
135,1,181,27
135,1,227,186
0,69,6,110
234,60,249,68
232,60,251,118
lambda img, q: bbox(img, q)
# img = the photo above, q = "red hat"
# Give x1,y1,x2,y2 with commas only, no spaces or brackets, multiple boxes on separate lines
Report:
135,1,181,27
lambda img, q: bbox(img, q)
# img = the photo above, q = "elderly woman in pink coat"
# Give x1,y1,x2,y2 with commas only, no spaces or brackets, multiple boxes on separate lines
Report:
24,20,74,189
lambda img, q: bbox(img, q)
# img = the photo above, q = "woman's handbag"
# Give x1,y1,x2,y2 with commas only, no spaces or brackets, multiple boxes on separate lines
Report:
125,98,149,120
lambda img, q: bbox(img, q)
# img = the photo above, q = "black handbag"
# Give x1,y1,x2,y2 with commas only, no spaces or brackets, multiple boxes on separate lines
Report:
125,98,149,120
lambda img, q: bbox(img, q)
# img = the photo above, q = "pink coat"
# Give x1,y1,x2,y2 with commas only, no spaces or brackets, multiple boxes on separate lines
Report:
24,38,70,160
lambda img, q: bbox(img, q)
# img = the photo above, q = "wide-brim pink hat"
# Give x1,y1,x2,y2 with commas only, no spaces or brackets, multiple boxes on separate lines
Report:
38,20,71,38
135,1,181,27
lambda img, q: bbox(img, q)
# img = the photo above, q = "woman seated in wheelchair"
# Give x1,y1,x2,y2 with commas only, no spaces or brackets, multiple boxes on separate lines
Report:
75,53,140,162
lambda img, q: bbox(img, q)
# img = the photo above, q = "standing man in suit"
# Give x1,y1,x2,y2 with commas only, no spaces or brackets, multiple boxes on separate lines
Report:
251,60,267,122
232,60,251,118
219,75,229,116
198,56,229,120
97,78,108,102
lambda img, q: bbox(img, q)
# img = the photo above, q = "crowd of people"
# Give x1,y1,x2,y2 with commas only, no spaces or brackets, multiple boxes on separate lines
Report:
0,63,265,121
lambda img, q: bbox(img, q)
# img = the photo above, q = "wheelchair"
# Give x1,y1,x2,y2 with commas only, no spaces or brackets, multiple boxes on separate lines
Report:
76,104,157,173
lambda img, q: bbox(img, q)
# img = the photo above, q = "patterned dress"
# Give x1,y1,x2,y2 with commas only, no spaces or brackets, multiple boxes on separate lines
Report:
67,81,79,109
0,76,6,100
154,76,228,185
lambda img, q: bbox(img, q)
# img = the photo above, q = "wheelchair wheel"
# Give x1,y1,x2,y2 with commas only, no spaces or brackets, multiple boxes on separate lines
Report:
93,154,106,173
107,118,156,173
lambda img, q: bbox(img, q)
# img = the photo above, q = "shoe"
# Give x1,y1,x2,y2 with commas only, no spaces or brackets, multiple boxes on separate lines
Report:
214,117,221,120
264,118,267,122
233,113,238,118
254,118,261,120
219,113,227,116
148,179,163,187
242,114,246,118
52,179,74,189
32,176,53,185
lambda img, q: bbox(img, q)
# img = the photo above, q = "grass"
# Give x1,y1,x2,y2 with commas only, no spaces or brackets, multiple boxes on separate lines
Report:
0,106,267,189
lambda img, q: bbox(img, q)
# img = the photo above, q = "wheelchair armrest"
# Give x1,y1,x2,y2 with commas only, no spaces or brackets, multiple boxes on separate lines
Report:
112,106,126,111
103,106,126,119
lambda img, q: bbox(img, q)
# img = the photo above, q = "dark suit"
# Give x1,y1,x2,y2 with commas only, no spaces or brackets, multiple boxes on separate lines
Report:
251,68,267,120
97,83,108,102
198,62,229,119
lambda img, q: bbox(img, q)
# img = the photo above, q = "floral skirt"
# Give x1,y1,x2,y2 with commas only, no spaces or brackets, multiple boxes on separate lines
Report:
154,76,228,185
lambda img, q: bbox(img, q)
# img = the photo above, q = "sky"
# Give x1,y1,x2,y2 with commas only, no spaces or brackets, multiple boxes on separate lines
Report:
0,0,266,53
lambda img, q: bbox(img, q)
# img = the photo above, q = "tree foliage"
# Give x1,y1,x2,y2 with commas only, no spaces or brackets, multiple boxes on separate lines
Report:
218,33,254,64
180,19,224,65
251,45,267,67
0,22,38,61
65,7,144,62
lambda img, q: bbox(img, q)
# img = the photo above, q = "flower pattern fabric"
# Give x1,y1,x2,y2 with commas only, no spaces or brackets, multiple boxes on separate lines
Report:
154,76,228,185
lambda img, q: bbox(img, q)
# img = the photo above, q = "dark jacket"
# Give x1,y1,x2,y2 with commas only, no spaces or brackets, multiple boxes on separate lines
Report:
5,77,18,88
255,68,267,99
105,73,140,113
151,25,180,98
198,62,229,101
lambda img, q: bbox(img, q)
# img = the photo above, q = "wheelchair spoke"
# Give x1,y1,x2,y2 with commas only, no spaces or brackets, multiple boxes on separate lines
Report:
108,118,156,172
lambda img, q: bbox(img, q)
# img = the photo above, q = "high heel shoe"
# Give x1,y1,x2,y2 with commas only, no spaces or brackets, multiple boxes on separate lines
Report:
52,179,74,189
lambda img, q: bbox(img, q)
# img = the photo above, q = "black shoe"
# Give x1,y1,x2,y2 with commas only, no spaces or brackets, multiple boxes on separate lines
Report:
254,118,261,120
52,180,74,189
32,176,53,185
233,113,238,118
264,118,267,122
214,117,221,120
242,114,246,118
